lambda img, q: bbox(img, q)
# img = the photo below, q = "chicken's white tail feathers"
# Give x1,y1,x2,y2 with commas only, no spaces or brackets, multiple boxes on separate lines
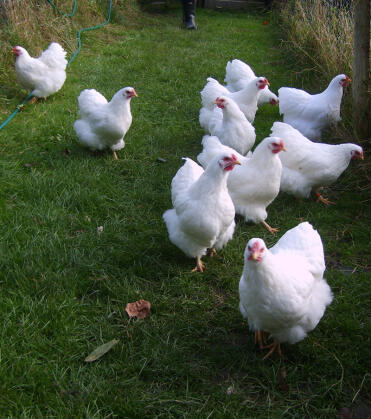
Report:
77,89,108,118
39,42,67,69
197,135,225,169
171,158,204,207
199,107,215,131
271,222,326,280
224,59,255,87
201,77,229,109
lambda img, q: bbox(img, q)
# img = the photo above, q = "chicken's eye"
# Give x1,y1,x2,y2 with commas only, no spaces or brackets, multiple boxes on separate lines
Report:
260,248,264,253
248,246,252,251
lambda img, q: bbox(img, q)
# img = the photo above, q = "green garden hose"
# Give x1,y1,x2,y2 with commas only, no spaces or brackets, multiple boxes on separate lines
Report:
46,0,77,17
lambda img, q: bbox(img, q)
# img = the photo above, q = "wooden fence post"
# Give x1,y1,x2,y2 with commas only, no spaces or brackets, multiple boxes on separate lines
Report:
353,0,370,143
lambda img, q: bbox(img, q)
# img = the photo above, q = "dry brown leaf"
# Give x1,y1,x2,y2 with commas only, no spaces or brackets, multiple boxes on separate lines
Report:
125,299,151,319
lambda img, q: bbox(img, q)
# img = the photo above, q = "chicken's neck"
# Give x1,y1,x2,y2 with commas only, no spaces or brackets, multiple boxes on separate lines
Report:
223,104,245,122
231,81,259,106
244,252,278,288
320,82,343,103
252,148,282,170
190,164,228,198
327,144,355,169
109,96,132,116
15,51,32,66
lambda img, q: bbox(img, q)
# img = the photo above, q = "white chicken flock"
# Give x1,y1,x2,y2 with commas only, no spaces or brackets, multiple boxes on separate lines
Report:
12,41,363,360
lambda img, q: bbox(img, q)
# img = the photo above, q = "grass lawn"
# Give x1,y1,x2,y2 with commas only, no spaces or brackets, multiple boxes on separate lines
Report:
0,4,369,417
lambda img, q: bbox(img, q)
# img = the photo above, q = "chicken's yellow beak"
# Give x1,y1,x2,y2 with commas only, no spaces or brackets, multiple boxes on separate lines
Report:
282,146,287,152
233,160,242,166
250,252,259,261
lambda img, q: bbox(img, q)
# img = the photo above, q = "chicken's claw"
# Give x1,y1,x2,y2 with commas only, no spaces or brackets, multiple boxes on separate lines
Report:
261,220,279,235
262,340,282,360
191,257,205,273
315,193,335,206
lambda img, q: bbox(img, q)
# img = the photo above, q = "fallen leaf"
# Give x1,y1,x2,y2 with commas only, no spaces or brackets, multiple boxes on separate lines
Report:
97,226,103,233
126,299,151,319
263,20,268,25
24,163,33,167
62,148,71,156
226,385,234,396
157,157,167,163
84,339,119,362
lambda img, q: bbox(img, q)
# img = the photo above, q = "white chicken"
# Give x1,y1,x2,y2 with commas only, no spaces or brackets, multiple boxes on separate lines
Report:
200,76,269,123
270,122,364,204
199,96,256,155
278,74,351,140
74,87,138,160
197,135,285,235
239,222,333,359
13,42,67,101
224,59,279,106
163,153,241,273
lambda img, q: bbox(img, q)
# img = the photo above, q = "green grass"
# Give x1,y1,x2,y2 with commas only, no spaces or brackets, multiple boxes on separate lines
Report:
0,5,370,417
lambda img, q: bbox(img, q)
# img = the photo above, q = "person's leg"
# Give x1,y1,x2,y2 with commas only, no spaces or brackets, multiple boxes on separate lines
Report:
181,0,197,30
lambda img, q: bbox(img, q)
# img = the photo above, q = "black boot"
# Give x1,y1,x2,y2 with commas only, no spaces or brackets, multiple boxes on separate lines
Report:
182,0,197,30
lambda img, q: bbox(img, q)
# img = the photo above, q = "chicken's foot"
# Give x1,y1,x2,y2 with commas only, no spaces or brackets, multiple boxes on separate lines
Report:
262,340,282,360
29,97,38,105
191,257,205,273
254,330,268,349
112,151,118,160
261,220,279,235
315,192,334,206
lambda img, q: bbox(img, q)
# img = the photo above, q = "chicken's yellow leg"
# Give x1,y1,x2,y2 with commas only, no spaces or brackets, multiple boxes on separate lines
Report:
261,220,279,235
191,257,205,273
315,192,334,206
262,340,282,360
254,330,268,349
